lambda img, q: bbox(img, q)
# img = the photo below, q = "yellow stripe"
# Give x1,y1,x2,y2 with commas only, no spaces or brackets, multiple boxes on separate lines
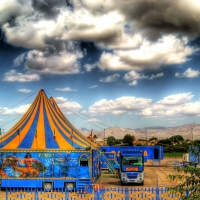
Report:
44,96,73,149
31,93,46,149
3,95,41,149
47,98,88,148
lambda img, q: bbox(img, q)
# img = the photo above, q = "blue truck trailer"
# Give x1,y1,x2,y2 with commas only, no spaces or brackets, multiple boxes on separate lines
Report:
100,146,164,169
0,149,101,190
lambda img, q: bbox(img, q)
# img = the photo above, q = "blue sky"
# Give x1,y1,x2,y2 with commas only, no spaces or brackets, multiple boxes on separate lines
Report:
1,0,200,133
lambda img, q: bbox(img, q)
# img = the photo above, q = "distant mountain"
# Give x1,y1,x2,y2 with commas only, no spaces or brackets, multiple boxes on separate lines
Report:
81,123,200,140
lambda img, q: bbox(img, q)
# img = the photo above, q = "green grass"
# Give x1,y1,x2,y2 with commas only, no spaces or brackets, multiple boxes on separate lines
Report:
164,152,185,157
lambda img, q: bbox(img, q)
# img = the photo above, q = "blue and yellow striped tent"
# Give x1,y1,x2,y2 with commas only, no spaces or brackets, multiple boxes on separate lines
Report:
0,89,95,149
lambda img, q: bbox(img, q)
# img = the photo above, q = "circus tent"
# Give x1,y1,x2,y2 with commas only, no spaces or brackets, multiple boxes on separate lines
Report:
0,89,95,149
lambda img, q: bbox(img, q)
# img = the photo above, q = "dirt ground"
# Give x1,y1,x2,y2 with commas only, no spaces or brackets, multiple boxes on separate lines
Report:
0,157,183,199
97,157,183,188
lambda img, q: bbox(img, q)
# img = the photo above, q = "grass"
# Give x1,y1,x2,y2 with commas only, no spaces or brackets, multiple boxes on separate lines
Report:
164,152,185,157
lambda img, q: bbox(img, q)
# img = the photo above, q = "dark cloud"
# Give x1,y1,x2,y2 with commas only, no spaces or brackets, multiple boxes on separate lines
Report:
118,0,200,40
32,0,66,18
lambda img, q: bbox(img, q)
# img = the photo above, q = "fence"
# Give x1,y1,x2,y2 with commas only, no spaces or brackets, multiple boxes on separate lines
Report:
6,187,186,200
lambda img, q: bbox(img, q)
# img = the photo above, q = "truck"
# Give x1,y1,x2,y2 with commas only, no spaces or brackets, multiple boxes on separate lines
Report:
117,150,144,185
0,148,101,190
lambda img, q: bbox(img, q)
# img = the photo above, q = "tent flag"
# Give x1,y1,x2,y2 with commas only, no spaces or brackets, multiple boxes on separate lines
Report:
87,129,93,139
35,129,37,138
53,129,56,139
69,129,73,140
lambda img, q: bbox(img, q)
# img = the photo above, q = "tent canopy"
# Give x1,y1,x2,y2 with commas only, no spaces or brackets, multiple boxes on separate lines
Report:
1,89,95,149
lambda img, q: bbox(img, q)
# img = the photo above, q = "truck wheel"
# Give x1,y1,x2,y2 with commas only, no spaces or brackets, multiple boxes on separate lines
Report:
140,181,144,186
120,181,124,186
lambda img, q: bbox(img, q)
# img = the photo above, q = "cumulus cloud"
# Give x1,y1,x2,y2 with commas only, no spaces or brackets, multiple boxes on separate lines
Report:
99,74,120,83
3,70,40,82
25,48,83,74
18,89,32,93
175,68,200,78
87,92,200,118
157,93,194,106
54,97,82,114
89,85,98,89
55,87,77,92
117,0,200,40
0,104,30,115
98,35,196,72
88,97,152,115
14,53,26,67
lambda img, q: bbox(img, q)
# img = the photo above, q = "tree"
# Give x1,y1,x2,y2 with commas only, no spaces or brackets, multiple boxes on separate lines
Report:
167,144,200,199
122,134,135,146
107,136,116,146
93,134,97,138
170,135,184,143
148,137,158,142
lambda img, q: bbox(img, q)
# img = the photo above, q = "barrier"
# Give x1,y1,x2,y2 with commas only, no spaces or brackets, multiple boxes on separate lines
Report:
6,187,186,200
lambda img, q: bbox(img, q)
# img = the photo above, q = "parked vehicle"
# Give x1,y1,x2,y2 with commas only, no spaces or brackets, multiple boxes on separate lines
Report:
117,150,144,185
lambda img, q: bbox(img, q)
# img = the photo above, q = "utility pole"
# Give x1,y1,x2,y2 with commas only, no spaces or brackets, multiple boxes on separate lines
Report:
146,128,148,145
104,129,105,145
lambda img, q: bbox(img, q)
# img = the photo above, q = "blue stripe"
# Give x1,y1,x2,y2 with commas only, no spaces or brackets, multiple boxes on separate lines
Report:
18,103,40,148
43,99,59,149
1,102,38,148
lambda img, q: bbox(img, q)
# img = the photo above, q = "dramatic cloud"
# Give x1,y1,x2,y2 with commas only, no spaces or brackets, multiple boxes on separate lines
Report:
117,0,200,40
98,35,195,71
18,89,32,93
175,68,200,78
99,74,120,83
55,87,77,92
88,97,152,115
55,97,82,114
25,48,83,74
3,70,40,82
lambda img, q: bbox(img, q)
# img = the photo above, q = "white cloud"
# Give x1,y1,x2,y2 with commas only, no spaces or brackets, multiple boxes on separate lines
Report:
99,74,120,83
25,49,83,74
0,104,30,115
18,89,32,93
89,85,98,89
3,70,40,82
14,53,26,67
157,93,194,106
86,118,101,123
55,87,77,92
97,35,196,71
128,80,137,86
175,68,200,78
88,96,152,115
124,71,148,81
55,97,82,114
84,63,98,72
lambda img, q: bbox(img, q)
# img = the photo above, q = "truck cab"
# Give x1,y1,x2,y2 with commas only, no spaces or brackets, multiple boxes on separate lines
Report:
118,150,144,185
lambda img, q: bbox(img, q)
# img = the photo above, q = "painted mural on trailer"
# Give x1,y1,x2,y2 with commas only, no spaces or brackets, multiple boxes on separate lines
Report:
0,151,91,179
